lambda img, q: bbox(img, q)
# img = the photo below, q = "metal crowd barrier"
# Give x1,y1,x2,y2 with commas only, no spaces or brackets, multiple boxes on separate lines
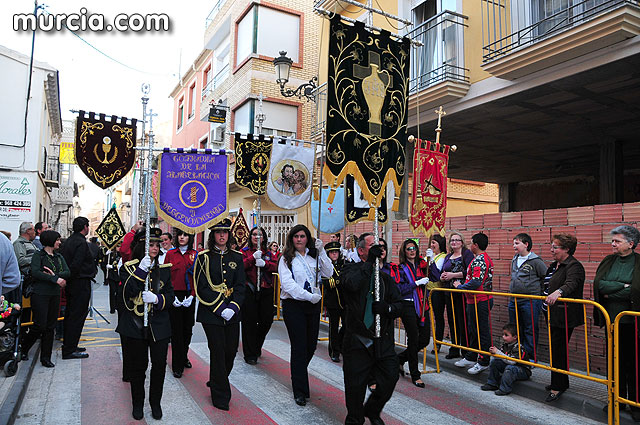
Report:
613,311,640,425
427,287,614,424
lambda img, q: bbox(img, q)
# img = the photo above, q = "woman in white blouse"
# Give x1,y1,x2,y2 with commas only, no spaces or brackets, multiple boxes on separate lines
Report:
278,224,333,406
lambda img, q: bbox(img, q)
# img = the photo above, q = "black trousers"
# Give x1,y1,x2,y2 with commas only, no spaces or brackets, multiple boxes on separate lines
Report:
21,293,60,362
444,291,468,356
344,341,399,425
108,278,118,314
117,310,132,381
169,290,195,374
464,299,493,366
203,323,240,408
62,278,91,356
327,308,345,358
397,301,430,381
430,290,446,346
550,326,574,391
124,335,169,408
282,299,321,399
241,287,275,361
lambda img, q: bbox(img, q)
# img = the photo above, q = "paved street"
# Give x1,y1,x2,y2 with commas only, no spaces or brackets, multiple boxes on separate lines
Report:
12,281,604,425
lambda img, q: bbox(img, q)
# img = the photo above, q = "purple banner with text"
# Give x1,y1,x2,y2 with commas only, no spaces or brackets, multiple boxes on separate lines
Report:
155,153,228,233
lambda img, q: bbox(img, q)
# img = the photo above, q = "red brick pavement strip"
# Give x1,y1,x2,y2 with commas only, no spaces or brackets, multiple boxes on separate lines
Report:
169,347,278,425
313,347,523,425
255,345,405,425
81,347,145,425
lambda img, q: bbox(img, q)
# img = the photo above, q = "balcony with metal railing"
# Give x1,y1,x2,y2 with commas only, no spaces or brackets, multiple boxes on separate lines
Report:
408,11,470,112
481,0,640,79
201,64,230,101
205,0,230,29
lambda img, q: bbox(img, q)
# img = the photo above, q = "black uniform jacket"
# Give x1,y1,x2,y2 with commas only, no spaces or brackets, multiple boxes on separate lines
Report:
61,232,97,279
116,259,174,341
322,259,345,310
105,251,121,283
341,261,403,357
194,247,246,326
547,255,585,329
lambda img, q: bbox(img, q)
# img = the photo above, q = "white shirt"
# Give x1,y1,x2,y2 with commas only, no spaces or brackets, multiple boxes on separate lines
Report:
516,252,531,268
278,248,333,301
159,245,173,265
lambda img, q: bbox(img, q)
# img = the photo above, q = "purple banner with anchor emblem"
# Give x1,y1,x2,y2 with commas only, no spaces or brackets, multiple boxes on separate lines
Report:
155,153,228,233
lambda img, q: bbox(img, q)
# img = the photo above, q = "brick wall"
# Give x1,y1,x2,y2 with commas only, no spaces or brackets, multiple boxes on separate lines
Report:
340,202,640,374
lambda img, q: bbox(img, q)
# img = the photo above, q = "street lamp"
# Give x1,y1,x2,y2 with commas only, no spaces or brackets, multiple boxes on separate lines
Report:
273,51,317,102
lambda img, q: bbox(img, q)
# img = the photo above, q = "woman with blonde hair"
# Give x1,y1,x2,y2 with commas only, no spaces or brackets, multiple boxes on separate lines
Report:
439,232,474,359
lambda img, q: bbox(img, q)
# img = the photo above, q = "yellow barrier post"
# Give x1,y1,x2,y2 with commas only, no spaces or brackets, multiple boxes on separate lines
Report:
426,287,613,411
612,311,640,425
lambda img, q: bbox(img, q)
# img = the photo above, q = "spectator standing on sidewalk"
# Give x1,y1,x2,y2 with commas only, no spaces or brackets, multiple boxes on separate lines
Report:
440,232,474,359
453,232,494,375
508,233,547,359
0,232,20,296
32,222,49,250
543,233,585,403
60,216,96,360
21,230,69,368
11,221,37,303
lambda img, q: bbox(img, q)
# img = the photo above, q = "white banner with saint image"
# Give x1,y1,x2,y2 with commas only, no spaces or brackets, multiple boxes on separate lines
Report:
267,138,314,210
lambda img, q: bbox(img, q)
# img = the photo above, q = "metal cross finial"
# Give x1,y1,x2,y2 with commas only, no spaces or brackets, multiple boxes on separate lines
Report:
434,106,446,144
255,92,266,134
147,108,158,133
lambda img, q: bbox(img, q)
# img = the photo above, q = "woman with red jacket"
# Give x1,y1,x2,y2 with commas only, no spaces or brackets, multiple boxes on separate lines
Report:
163,229,197,378
241,227,278,364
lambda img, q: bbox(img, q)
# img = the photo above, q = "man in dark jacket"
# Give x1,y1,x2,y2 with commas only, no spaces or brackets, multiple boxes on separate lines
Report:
60,216,96,359
341,234,403,425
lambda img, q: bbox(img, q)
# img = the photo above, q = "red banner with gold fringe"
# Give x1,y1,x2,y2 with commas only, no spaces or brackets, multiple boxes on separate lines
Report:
410,139,450,238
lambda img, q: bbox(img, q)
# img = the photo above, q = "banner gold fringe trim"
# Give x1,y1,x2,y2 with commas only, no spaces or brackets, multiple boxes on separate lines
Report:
323,161,402,211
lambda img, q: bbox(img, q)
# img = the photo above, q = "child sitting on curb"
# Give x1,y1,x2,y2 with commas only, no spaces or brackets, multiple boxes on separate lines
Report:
481,323,531,395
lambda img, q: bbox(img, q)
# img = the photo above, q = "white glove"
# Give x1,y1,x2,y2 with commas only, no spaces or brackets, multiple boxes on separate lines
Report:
425,248,434,259
142,290,158,304
173,296,182,307
415,277,429,286
221,308,235,321
139,255,152,272
182,295,194,307
253,250,262,259
255,258,266,267
309,293,322,304
106,250,112,255
106,264,113,270
312,286,322,296
315,239,324,250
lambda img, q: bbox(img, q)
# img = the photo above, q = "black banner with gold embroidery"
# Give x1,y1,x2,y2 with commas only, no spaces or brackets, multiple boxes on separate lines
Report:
345,175,387,225
230,208,251,249
325,15,410,214
75,111,137,188
96,207,126,250
234,133,273,196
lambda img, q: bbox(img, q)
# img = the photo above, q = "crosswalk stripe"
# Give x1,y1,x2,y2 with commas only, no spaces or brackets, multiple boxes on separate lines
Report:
190,342,345,425
263,339,469,425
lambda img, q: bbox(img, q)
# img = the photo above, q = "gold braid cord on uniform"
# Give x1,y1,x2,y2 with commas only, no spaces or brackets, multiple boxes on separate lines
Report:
194,252,233,310
122,260,165,317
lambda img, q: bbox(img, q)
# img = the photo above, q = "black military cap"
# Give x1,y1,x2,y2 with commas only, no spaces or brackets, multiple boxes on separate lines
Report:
210,217,232,231
325,241,341,252
134,227,162,243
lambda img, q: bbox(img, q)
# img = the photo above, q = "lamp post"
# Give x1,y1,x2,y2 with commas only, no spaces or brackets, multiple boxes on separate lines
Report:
273,51,317,102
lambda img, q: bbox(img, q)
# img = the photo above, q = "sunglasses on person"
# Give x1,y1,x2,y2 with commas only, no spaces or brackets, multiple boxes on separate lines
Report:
405,246,417,251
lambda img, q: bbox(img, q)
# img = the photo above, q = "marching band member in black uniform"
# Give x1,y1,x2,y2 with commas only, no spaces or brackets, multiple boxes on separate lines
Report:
194,218,245,411
105,243,122,314
117,228,174,421
341,235,404,425
322,241,345,362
